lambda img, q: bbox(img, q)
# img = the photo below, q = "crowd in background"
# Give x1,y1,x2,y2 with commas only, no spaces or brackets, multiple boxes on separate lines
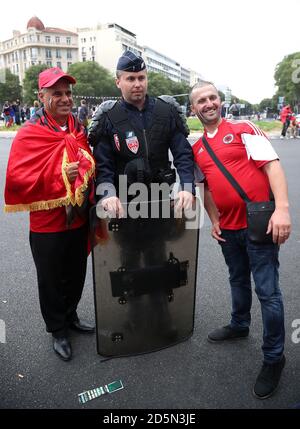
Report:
0,99,98,128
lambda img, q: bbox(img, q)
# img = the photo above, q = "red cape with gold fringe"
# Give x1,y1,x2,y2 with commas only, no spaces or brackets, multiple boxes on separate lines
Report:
4,111,95,213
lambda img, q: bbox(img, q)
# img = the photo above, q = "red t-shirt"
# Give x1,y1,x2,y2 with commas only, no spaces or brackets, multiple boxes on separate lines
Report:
193,119,273,230
30,207,86,233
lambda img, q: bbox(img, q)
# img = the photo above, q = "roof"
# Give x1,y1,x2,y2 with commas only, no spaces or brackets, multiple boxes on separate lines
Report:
27,16,45,31
44,27,78,36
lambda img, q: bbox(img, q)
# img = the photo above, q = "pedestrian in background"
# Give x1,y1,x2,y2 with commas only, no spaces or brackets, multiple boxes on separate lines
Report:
78,99,89,127
280,104,292,139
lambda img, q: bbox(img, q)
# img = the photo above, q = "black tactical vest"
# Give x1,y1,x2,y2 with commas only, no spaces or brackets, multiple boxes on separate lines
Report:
106,99,172,180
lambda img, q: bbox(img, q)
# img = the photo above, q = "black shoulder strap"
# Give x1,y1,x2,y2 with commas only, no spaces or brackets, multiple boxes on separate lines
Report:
106,101,129,127
202,135,251,203
152,98,171,123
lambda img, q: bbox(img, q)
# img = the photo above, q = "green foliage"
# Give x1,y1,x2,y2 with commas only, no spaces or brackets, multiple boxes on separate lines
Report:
68,62,119,100
258,97,278,113
147,71,190,100
23,64,48,105
0,69,22,102
274,52,300,106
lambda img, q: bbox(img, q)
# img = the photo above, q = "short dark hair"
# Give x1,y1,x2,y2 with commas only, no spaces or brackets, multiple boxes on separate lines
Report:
189,80,219,103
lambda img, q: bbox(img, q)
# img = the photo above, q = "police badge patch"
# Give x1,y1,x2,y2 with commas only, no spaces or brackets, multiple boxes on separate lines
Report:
223,133,234,144
113,134,120,151
125,131,139,154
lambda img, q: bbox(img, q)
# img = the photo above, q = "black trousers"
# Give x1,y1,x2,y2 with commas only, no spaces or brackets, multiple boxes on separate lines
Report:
281,120,290,137
29,225,88,336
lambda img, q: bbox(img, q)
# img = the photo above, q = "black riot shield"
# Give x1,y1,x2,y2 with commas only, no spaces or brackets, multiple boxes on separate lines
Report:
90,199,200,357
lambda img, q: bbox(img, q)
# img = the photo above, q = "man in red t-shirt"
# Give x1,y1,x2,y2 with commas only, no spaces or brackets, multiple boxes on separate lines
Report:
5,68,96,362
280,104,292,138
190,81,291,399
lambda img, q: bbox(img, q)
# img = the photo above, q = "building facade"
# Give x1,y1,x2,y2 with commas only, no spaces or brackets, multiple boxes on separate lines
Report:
78,23,203,85
143,46,181,82
0,18,203,90
78,23,143,76
0,16,78,84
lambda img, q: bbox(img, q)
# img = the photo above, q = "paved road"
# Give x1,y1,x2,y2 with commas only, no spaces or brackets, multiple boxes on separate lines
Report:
0,135,300,410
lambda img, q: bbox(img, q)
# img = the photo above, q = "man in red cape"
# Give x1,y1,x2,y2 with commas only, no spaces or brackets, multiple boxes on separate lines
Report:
5,67,96,361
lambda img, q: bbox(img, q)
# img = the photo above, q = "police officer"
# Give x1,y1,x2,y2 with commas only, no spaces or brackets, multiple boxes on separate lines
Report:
89,50,195,213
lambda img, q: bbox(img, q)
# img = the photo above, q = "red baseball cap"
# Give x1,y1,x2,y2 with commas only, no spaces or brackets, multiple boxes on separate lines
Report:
38,67,76,90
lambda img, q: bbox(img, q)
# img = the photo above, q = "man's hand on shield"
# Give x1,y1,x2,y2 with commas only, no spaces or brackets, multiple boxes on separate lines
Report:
175,190,194,211
101,196,124,218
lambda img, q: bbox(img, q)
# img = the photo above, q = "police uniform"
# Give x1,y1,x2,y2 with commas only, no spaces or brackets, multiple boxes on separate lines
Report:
89,51,195,198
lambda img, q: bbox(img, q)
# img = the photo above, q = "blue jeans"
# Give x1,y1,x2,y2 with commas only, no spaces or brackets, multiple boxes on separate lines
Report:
219,228,285,364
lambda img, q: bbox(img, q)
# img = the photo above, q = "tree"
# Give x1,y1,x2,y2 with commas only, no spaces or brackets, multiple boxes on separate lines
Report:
274,52,300,108
0,69,22,103
67,62,119,101
218,90,225,101
147,71,192,110
147,71,173,97
258,97,278,114
23,64,48,105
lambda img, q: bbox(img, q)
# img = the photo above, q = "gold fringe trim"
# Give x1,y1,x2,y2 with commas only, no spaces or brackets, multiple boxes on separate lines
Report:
4,196,72,213
74,149,95,207
4,148,95,213
61,148,75,205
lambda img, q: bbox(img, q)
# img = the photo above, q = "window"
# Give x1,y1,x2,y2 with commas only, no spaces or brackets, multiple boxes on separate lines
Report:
46,61,52,67
67,49,72,59
57,61,62,68
92,57,95,62
45,49,52,59
30,48,38,58
16,64,19,72
82,57,86,62
37,35,40,42
23,50,27,60
66,37,71,45
55,36,60,43
56,49,61,58
45,36,51,43
67,62,72,68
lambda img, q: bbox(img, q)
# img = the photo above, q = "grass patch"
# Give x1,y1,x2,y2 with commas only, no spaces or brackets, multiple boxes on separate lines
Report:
252,120,282,133
0,124,21,132
187,117,204,132
187,117,282,134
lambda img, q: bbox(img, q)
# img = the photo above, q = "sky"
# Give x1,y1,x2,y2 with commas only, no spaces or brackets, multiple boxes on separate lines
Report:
1,0,300,104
